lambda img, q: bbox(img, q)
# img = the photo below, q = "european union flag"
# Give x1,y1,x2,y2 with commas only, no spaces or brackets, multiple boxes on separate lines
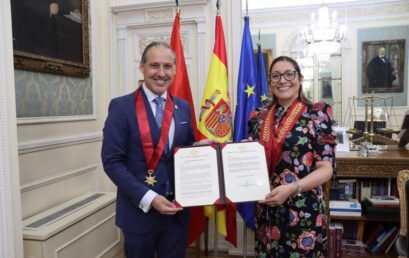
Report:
256,43,270,106
233,16,258,231
233,16,257,143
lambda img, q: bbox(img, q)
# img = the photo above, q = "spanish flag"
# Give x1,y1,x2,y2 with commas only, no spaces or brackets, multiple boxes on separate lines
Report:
198,14,237,247
169,8,204,246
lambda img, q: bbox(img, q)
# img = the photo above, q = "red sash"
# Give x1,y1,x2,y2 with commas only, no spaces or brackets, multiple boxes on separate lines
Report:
134,88,174,184
259,99,307,177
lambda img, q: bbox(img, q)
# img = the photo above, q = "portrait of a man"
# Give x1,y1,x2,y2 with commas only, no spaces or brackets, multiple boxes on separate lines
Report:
11,0,82,63
10,0,89,77
366,47,396,88
362,40,405,93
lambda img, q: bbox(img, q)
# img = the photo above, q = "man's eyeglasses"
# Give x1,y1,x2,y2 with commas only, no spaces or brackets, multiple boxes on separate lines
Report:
269,70,297,83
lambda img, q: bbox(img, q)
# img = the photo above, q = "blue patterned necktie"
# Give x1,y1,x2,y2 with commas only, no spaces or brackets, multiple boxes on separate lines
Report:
153,97,170,155
153,97,165,128
154,97,171,196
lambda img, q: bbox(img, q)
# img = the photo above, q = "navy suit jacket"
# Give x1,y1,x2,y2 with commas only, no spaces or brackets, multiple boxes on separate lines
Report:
101,89,195,234
366,56,396,88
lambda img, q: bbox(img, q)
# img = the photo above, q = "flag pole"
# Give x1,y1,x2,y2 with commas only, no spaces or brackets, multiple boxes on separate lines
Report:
214,207,218,258
243,12,249,258
214,3,220,257
242,11,249,258
258,29,261,45
243,224,247,258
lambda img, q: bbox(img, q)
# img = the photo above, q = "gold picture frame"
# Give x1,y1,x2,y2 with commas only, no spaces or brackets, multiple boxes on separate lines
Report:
10,0,90,77
362,39,405,93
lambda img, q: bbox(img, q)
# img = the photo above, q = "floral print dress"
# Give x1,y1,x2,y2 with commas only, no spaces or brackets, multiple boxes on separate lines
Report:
249,101,336,258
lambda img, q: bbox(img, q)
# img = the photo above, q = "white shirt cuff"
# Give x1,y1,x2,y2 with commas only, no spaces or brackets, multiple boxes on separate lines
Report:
139,190,157,213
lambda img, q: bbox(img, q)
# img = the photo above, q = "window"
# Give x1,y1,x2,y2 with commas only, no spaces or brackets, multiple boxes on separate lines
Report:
289,35,343,125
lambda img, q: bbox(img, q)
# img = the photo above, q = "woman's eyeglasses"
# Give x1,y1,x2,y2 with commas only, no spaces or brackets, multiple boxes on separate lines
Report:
269,70,297,83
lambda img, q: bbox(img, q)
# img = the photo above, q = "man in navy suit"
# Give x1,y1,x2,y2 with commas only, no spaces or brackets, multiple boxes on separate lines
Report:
102,41,200,258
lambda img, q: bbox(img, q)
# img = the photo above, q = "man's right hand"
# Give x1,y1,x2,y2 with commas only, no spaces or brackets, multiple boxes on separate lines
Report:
151,195,182,215
194,139,217,146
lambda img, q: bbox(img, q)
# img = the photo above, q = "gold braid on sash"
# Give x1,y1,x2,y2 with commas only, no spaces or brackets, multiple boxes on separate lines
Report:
262,108,274,143
276,102,304,143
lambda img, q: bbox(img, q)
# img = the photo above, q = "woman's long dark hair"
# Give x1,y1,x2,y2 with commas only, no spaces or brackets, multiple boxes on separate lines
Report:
268,56,312,105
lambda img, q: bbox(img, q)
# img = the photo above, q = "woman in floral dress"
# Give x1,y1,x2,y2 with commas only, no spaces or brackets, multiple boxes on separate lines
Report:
249,56,336,258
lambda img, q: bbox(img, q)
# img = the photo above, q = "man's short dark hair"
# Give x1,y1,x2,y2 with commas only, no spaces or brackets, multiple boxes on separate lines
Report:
140,41,176,64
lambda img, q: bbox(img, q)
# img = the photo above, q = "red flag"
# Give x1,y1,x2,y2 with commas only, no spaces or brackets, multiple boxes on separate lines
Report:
169,9,205,247
169,10,199,140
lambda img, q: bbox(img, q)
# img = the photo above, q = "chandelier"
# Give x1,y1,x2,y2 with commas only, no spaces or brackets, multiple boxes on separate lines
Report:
302,4,346,61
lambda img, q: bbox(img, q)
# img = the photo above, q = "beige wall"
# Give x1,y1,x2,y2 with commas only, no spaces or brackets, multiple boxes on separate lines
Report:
16,0,116,219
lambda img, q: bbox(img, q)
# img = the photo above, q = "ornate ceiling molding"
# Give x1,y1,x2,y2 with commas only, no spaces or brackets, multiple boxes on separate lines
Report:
112,0,208,27
248,1,409,28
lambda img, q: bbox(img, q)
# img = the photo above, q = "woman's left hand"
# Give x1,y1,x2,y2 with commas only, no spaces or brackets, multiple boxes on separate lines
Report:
258,184,295,206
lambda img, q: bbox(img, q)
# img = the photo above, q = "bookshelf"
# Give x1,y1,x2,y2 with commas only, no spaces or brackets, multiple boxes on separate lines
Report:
329,148,409,257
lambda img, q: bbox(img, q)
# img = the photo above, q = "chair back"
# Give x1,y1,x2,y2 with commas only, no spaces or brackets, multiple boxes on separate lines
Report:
398,170,409,236
396,170,409,257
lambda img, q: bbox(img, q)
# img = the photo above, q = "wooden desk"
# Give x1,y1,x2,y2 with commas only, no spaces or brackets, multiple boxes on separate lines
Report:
330,148,409,243
336,148,409,178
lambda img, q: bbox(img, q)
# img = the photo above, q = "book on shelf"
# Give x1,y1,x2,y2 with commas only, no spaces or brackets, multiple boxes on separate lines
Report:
329,223,336,258
364,224,384,247
342,239,366,249
342,239,366,256
370,180,389,196
330,179,357,200
367,228,388,252
360,180,371,201
339,179,357,200
384,230,400,254
361,199,400,221
369,226,398,253
330,210,362,216
358,178,397,201
329,222,343,258
365,195,399,208
330,199,362,216
335,223,343,258
332,178,397,202
378,229,399,253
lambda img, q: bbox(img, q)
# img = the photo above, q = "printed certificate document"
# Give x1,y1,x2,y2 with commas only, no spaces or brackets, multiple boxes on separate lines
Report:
174,141,270,207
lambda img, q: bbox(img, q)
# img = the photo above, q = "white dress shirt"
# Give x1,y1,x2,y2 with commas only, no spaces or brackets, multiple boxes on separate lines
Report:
139,85,175,213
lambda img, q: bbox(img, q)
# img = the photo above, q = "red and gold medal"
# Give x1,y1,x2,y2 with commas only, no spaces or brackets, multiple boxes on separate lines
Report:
135,88,174,186
144,169,157,186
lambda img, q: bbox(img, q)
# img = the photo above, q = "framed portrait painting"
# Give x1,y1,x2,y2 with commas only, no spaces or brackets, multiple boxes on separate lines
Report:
362,39,405,93
10,0,90,77
321,78,333,99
